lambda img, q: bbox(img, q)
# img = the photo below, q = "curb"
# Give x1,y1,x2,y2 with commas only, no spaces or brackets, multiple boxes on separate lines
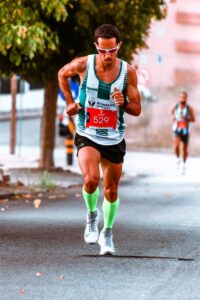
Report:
0,191,15,200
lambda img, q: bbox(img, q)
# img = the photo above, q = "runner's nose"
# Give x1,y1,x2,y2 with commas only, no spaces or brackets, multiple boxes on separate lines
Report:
104,52,112,58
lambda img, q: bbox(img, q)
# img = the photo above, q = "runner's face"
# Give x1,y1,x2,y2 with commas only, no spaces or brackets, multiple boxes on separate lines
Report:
95,37,120,65
179,93,187,105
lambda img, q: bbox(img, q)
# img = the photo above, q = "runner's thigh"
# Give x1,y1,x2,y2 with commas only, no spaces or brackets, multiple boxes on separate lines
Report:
101,158,122,188
78,146,101,178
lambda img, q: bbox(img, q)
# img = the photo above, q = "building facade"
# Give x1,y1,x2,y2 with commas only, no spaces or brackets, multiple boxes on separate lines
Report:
134,0,200,88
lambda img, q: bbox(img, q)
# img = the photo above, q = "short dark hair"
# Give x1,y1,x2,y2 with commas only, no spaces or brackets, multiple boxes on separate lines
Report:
180,91,188,97
94,24,121,44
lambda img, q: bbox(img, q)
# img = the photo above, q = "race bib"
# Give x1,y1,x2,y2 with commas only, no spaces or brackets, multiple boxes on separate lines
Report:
86,108,117,129
177,120,187,129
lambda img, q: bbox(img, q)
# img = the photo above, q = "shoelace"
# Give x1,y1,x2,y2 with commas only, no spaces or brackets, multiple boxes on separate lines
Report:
104,234,114,248
87,218,97,232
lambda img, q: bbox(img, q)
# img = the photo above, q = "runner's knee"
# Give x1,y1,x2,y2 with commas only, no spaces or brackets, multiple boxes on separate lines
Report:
84,174,99,193
104,186,118,202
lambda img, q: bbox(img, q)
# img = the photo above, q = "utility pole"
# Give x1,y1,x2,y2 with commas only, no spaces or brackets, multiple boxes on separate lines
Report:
10,75,17,154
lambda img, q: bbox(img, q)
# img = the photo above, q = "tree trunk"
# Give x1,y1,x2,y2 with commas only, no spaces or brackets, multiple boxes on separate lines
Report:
10,75,17,154
39,79,58,168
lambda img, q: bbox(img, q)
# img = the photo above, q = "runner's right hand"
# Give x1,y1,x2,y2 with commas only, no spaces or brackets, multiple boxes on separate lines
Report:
66,102,82,116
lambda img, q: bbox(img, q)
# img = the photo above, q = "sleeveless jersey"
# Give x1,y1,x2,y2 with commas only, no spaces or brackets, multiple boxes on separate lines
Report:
172,103,190,135
76,54,127,145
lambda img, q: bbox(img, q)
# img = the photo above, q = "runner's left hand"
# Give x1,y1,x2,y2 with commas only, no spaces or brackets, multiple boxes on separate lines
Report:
111,87,125,107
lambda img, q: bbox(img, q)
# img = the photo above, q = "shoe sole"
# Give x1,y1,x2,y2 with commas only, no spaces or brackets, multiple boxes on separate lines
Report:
100,251,115,255
98,240,115,255
85,239,98,245
84,230,99,245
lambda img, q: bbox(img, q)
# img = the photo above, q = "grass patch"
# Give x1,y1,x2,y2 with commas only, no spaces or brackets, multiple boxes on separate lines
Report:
40,170,56,190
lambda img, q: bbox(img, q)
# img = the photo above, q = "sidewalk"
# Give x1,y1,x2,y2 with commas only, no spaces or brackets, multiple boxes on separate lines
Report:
1,145,200,185
124,150,200,184
0,146,82,199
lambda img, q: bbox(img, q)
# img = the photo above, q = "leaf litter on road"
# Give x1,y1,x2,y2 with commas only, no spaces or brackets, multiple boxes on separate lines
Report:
19,289,27,295
24,194,33,199
75,193,82,198
33,199,42,208
0,199,8,205
48,195,57,199
57,275,65,280
35,272,43,277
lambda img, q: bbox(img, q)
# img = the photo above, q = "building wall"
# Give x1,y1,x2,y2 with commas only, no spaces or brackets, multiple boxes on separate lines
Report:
134,0,200,88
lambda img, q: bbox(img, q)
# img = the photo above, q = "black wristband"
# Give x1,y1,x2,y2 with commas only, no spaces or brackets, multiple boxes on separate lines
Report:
122,98,129,108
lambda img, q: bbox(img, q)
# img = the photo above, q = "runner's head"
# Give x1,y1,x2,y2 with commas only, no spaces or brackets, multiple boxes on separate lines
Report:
94,24,122,64
179,91,188,105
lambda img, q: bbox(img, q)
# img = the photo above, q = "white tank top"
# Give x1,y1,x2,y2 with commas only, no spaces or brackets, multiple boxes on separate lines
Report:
172,103,190,135
76,54,128,145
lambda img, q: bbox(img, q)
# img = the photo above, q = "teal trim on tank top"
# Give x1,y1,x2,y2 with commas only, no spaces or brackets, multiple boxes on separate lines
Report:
78,65,89,129
118,71,127,132
118,108,125,133
97,81,111,100
79,65,88,107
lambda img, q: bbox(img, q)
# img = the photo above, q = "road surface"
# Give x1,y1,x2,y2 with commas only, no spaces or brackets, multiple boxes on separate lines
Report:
1,173,200,300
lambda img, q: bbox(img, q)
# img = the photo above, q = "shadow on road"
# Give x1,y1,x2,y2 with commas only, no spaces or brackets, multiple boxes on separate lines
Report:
79,254,194,261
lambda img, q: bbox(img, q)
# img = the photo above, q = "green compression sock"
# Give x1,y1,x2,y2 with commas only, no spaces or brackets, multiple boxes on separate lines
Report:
102,197,120,229
82,187,99,213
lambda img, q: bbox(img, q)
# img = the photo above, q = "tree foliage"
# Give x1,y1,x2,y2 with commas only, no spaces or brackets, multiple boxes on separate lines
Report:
67,0,166,61
0,0,166,82
0,0,69,80
0,0,166,167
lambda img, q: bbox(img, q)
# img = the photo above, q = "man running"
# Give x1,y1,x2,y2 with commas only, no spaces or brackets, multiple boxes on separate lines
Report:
171,91,195,174
58,24,141,255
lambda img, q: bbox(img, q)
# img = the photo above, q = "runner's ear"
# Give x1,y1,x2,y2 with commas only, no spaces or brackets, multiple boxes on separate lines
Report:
118,41,122,49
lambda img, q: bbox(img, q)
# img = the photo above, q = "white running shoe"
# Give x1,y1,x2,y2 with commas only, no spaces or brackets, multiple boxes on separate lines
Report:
181,163,186,175
84,209,100,244
176,158,181,169
98,229,115,255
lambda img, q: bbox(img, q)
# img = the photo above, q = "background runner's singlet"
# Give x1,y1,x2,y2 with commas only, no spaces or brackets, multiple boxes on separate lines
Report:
76,54,127,146
173,103,190,135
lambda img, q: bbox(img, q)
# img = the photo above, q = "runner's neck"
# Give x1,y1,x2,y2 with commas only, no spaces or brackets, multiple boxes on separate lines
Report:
95,56,121,83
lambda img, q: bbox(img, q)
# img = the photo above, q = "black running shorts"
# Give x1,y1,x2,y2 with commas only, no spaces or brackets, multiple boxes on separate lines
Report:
174,131,189,144
74,133,126,164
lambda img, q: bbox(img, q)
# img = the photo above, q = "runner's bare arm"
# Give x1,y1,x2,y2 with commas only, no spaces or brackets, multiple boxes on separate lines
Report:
188,106,195,122
124,65,141,116
171,104,176,121
58,56,87,115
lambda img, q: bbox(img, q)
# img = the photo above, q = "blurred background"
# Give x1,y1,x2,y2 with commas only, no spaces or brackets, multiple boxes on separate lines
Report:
125,0,200,155
0,0,199,167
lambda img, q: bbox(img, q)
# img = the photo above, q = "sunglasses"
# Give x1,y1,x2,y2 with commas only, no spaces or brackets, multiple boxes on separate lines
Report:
95,43,119,54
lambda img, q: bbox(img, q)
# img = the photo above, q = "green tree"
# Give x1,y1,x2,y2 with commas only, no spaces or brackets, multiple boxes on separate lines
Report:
0,0,166,168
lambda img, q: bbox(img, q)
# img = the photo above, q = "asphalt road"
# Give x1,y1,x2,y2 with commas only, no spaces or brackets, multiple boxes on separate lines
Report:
1,175,200,300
